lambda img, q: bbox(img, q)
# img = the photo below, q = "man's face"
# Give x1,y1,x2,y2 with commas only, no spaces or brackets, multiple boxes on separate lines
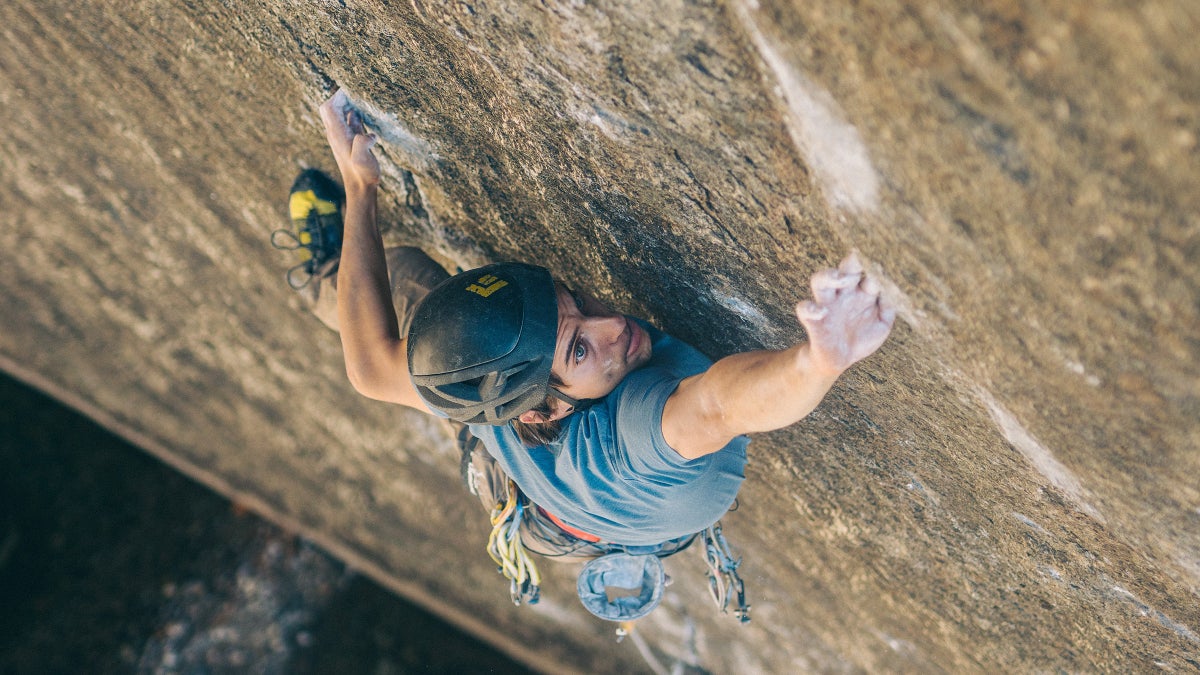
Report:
550,283,652,406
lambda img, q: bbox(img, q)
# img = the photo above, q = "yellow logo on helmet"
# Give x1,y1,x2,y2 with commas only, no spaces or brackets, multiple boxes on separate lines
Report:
466,274,508,298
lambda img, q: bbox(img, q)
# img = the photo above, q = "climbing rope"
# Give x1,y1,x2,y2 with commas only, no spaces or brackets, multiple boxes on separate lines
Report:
487,479,541,606
702,523,750,623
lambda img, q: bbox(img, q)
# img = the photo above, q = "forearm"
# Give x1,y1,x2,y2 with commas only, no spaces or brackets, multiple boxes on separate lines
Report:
703,343,842,432
664,343,842,459
335,184,403,394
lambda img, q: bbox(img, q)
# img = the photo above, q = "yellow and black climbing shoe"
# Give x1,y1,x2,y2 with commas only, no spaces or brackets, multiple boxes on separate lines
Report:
272,168,345,289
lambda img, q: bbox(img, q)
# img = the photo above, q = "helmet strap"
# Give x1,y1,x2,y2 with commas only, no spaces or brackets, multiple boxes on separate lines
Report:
549,388,587,412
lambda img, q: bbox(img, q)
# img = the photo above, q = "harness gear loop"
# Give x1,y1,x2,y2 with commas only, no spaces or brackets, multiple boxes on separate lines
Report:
702,523,751,624
487,479,541,606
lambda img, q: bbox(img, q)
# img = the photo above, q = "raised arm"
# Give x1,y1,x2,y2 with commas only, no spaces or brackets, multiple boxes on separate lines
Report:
318,89,425,409
662,252,895,459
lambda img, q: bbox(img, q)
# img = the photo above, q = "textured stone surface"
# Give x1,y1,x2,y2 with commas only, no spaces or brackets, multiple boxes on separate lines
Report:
2,0,1197,672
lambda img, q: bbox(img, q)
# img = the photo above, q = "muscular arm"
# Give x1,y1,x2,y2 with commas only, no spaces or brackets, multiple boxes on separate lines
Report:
662,253,895,459
318,90,425,409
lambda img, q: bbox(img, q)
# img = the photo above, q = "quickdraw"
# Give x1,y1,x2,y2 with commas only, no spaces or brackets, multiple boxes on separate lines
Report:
702,523,750,624
487,479,541,606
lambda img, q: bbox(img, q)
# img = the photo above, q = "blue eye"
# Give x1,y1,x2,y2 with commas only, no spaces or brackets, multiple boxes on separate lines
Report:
573,340,587,363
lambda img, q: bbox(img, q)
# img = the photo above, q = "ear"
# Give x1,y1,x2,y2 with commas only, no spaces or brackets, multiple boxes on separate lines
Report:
517,409,550,425
517,402,574,425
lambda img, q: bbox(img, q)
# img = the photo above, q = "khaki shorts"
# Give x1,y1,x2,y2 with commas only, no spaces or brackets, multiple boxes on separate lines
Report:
304,246,451,335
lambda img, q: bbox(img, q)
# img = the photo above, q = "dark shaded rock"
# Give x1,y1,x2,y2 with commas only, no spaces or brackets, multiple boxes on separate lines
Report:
0,372,531,675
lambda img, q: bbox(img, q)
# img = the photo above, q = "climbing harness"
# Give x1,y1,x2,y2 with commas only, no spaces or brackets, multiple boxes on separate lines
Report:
272,168,344,289
486,479,541,606
484,488,750,625
461,433,750,626
701,523,751,623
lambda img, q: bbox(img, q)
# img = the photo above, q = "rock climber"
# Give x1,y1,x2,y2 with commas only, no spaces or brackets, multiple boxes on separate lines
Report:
302,88,895,616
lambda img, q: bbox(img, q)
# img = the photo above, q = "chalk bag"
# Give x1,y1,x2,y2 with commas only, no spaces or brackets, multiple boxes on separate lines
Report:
576,553,665,622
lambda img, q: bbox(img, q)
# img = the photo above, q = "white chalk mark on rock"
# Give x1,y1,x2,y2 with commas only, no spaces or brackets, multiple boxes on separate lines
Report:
712,290,770,330
1111,585,1200,646
348,97,439,170
731,1,880,214
979,389,1105,524
1012,512,1048,534
1039,565,1063,581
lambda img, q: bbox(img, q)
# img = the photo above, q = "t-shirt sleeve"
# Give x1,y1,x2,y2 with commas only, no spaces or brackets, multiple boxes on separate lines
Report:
611,367,712,477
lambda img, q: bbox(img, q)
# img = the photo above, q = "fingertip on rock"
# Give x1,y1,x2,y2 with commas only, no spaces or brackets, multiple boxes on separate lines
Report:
797,300,828,321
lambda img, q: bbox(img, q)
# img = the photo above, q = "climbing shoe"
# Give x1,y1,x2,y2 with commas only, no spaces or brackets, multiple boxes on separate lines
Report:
272,168,345,289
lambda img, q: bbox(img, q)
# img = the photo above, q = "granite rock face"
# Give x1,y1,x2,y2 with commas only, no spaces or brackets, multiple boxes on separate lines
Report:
2,0,1197,672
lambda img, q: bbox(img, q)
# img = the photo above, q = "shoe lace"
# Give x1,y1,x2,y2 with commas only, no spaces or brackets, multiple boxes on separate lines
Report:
271,210,341,290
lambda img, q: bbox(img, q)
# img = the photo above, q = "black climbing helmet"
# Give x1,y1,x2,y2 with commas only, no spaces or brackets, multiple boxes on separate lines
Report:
407,262,582,425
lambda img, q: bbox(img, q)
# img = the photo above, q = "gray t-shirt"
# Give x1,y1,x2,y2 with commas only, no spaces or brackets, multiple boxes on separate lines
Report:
469,320,748,546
